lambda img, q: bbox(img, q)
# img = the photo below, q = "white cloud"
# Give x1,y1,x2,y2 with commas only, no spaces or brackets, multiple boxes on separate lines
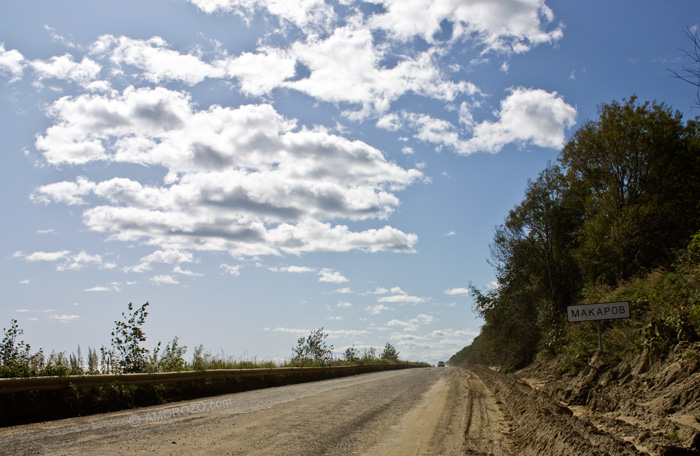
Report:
31,176,96,205
265,326,309,336
125,249,193,273
22,250,71,262
15,250,115,272
173,266,203,277
318,268,348,283
19,279,30,285
57,250,115,271
369,0,563,53
279,265,316,273
44,25,79,49
84,282,122,292
33,90,421,257
96,18,472,118
445,287,471,296
16,308,55,313
399,88,576,155
387,319,419,331
325,328,369,338
405,112,462,150
287,25,477,118
93,35,224,86
363,286,389,295
85,285,115,292
377,113,402,131
223,47,296,96
337,300,352,308
0,43,26,81
330,287,352,295
220,264,242,276
460,87,576,154
150,274,179,285
91,35,295,97
188,0,336,32
387,314,433,332
48,314,80,323
30,54,101,87
390,296,423,304
430,328,479,338
486,281,500,291
378,287,427,303
365,304,392,315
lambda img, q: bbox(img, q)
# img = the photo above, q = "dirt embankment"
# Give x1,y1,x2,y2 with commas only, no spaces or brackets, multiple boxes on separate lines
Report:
471,365,640,455
500,342,700,456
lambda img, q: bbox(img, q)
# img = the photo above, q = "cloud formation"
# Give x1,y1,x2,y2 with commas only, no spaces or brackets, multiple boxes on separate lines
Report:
445,287,471,296
0,43,26,81
377,287,427,304
460,87,577,154
32,89,421,257
14,250,115,271
4,0,575,298
318,268,349,283
369,0,562,53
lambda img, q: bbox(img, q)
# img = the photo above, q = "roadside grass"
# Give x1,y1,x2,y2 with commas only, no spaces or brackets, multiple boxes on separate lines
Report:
1,316,429,426
557,251,700,376
0,343,418,378
1,318,425,378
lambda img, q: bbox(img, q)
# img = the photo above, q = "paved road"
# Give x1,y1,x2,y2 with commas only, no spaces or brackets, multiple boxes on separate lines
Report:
0,367,515,455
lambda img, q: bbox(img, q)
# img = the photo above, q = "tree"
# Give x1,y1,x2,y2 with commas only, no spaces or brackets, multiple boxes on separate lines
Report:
292,328,334,365
468,281,541,370
111,302,151,373
490,163,584,351
669,27,700,106
457,96,700,370
380,343,399,361
561,97,700,284
0,319,32,377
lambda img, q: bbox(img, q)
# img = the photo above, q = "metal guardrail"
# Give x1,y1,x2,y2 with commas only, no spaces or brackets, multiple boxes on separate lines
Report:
0,364,418,394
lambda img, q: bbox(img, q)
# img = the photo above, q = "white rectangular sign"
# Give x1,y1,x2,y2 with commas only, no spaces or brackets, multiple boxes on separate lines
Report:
567,302,630,322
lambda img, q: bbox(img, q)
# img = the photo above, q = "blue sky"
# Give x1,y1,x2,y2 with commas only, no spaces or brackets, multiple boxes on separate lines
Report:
1,0,698,364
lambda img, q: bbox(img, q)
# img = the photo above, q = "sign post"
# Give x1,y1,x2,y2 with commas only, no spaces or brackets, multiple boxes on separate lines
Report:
567,302,630,352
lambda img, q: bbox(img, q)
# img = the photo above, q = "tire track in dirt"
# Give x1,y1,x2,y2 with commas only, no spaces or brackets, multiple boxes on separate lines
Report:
461,370,515,456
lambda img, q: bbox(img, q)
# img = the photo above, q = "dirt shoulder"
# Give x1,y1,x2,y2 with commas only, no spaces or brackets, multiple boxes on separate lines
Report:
489,342,700,456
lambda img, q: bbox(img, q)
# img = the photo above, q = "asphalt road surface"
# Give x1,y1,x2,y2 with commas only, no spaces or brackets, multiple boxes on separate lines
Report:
0,367,515,455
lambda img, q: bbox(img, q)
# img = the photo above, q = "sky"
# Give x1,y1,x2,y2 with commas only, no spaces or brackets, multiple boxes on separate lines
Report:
1,1,698,365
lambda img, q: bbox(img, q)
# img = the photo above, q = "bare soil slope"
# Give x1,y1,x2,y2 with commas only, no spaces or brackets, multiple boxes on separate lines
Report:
508,342,700,455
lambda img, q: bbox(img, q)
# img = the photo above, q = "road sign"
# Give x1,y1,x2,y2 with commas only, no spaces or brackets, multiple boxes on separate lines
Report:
567,302,630,322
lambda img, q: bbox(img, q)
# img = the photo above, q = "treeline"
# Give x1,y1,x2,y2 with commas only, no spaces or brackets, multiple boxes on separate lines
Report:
1,302,407,378
451,97,700,371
